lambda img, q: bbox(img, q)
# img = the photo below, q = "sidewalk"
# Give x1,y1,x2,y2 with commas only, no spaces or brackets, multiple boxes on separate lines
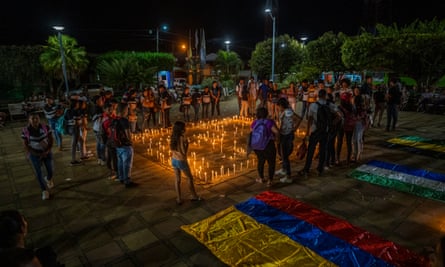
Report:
1,96,444,266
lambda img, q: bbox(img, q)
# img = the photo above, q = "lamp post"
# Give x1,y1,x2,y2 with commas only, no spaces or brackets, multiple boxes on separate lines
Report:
53,26,69,97
300,36,308,46
224,40,231,51
265,9,275,82
155,24,169,52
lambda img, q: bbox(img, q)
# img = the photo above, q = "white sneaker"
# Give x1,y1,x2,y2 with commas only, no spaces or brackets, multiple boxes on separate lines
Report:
275,169,286,176
42,190,50,200
100,159,106,166
44,176,54,189
280,176,293,184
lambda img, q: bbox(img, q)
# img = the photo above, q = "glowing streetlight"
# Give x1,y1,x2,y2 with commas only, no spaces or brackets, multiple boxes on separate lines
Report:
224,40,231,51
300,36,308,45
52,26,69,97
265,8,275,82
149,24,168,52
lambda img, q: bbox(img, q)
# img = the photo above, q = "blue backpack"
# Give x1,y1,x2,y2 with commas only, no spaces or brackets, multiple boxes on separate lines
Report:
250,119,272,150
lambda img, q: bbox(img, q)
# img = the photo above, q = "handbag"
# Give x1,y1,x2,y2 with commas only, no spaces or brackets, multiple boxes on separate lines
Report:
296,139,307,160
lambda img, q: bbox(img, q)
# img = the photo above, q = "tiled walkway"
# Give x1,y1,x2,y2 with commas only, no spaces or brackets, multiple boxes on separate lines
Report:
1,96,444,266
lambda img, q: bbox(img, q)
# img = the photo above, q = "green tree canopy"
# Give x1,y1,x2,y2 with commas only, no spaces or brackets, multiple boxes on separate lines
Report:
40,34,88,95
249,34,303,81
305,32,347,73
214,50,243,81
96,51,174,90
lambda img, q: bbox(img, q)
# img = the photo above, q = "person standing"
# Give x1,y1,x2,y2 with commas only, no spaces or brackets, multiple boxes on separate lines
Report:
191,87,202,122
21,113,54,200
181,86,193,122
250,107,279,187
201,86,211,120
258,79,270,109
43,96,63,151
372,85,386,127
275,98,302,183
386,77,402,132
114,103,136,188
299,89,331,177
210,81,221,117
240,82,249,118
158,84,172,128
235,78,245,112
170,121,201,205
247,77,258,116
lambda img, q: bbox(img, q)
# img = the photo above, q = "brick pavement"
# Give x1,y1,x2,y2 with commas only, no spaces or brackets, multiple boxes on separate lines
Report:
1,96,444,266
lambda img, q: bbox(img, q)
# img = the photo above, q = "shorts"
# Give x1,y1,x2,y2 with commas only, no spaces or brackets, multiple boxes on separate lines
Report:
171,158,190,171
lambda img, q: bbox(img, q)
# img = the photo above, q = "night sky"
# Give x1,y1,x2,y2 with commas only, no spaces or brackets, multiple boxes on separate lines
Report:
1,0,444,59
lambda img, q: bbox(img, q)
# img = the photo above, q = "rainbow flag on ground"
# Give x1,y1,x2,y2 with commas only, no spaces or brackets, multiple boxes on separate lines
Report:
181,191,428,266
350,160,445,202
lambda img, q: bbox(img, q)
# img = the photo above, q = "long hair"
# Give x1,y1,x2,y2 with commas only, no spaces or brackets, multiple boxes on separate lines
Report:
170,121,185,151
0,210,25,249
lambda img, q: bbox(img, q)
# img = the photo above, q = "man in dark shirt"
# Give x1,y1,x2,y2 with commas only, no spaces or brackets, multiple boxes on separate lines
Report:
386,78,402,131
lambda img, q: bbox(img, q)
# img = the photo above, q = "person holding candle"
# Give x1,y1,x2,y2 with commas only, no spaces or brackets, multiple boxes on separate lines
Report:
250,107,279,186
170,121,202,205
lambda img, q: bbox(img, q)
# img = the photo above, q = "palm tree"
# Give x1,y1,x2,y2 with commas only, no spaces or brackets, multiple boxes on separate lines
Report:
97,57,157,91
214,50,243,81
40,34,88,97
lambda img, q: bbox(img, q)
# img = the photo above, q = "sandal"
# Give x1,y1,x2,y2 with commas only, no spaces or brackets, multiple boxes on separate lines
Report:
266,180,273,187
255,178,264,183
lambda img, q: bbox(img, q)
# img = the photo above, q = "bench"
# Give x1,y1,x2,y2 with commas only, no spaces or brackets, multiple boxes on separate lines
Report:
7,103,25,121
7,101,45,121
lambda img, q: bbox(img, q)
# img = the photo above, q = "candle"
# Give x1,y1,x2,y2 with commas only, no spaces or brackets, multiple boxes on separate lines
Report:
205,172,208,183
221,165,224,176
240,162,243,171
233,163,236,175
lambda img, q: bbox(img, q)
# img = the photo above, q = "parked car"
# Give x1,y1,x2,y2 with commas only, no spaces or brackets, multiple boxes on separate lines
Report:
69,83,113,97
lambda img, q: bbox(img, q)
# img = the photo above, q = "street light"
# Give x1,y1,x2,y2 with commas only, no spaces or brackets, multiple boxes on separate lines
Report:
224,40,231,51
265,8,275,82
154,24,168,52
300,36,308,46
53,26,69,97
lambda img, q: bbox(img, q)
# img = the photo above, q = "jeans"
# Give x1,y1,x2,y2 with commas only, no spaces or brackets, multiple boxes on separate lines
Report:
48,118,62,148
192,104,200,121
336,128,353,164
303,130,328,174
301,101,308,118
386,103,398,130
254,141,276,180
116,146,134,184
94,131,106,161
279,133,294,175
29,152,53,191
211,100,220,116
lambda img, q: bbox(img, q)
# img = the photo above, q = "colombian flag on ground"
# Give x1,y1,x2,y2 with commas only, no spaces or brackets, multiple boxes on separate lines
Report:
181,191,428,266
350,160,445,202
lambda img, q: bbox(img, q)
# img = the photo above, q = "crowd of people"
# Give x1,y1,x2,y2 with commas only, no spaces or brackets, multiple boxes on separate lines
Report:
245,75,404,185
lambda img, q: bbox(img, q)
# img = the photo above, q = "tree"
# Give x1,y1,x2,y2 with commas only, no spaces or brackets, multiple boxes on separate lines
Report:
342,19,445,88
305,32,347,73
96,51,174,90
214,50,243,81
249,34,303,81
0,45,45,100
40,34,88,96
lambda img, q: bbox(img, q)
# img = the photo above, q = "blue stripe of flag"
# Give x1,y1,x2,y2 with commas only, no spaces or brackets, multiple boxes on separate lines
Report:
236,198,392,267
367,160,445,183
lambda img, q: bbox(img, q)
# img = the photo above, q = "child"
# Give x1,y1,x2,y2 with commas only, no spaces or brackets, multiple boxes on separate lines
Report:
170,121,201,205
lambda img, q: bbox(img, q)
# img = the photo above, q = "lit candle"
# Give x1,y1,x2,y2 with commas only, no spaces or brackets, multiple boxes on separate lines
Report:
240,162,243,171
247,159,249,169
205,172,207,183
233,163,236,175
221,165,224,176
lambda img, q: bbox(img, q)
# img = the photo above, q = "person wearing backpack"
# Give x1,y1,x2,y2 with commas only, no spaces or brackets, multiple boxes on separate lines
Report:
275,98,302,183
249,107,279,187
299,89,335,177
21,113,54,200
113,103,137,188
